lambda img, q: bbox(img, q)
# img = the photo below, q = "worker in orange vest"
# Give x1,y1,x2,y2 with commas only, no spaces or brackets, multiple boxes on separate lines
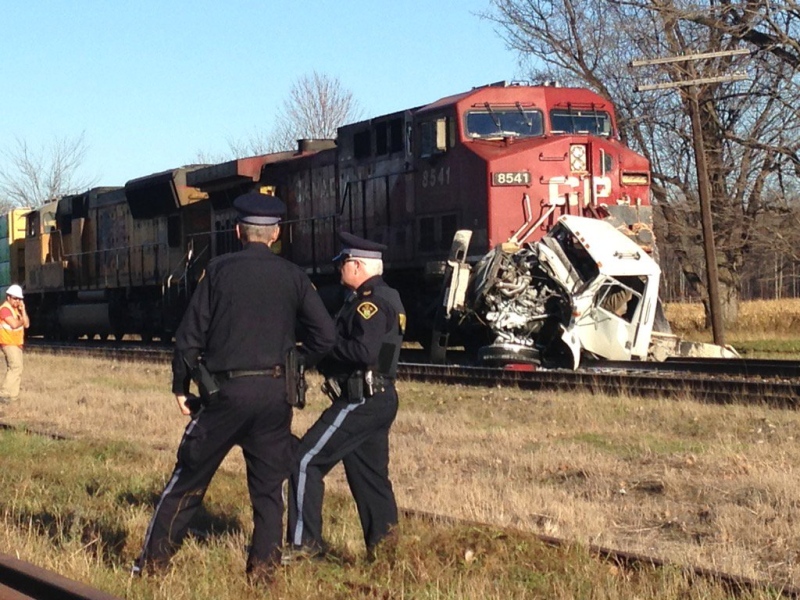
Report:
0,284,30,402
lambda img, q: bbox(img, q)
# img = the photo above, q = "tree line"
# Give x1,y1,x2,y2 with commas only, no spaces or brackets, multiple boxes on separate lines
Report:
486,0,800,321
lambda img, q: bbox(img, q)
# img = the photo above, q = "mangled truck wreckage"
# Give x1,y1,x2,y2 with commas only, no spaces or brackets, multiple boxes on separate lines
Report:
437,215,737,368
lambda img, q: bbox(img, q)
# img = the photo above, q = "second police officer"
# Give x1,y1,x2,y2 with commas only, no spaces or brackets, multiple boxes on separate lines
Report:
133,191,336,582
287,231,406,561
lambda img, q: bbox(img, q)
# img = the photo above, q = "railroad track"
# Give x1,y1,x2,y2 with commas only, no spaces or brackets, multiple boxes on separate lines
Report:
28,340,800,408
401,362,800,407
0,551,120,600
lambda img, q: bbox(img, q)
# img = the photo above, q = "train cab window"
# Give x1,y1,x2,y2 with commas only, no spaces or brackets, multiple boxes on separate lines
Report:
550,109,611,136
602,152,613,173
42,210,57,234
464,107,543,139
376,118,405,156
27,213,39,238
420,118,448,157
353,130,371,159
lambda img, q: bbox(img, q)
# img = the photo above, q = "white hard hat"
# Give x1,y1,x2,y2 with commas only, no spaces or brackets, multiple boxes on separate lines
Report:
6,285,23,299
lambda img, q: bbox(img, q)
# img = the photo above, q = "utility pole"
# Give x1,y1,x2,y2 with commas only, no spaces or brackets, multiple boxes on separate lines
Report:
631,49,748,346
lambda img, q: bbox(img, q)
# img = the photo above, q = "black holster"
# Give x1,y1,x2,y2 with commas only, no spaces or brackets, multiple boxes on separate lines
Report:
321,373,362,403
286,347,306,409
346,374,364,402
184,357,220,406
344,370,384,401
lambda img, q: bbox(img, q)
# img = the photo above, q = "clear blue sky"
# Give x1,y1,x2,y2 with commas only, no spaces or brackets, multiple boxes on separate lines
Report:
2,1,523,187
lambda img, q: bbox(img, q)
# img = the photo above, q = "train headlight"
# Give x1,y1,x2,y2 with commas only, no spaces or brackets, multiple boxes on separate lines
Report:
570,144,587,172
621,172,650,186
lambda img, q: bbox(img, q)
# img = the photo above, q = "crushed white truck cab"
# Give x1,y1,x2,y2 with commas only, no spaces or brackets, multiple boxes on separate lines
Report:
439,215,737,368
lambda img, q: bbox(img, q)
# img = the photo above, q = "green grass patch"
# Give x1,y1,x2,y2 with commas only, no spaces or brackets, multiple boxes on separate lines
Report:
566,431,706,459
0,426,782,599
637,434,707,455
732,338,800,355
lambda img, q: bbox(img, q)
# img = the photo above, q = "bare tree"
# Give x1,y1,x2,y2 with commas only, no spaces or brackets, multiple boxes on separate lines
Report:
267,71,363,152
195,72,363,161
0,132,95,210
485,0,800,324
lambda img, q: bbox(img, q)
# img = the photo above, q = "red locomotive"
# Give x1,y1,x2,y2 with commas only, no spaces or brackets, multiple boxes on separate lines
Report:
14,81,653,354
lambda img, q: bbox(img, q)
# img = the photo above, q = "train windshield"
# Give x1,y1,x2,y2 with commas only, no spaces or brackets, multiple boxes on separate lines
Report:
550,109,611,136
464,106,544,139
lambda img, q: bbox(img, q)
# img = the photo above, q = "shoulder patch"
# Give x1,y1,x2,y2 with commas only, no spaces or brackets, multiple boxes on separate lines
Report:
357,301,379,320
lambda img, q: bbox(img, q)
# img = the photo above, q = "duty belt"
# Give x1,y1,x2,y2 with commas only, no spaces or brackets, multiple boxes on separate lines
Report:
322,371,393,403
217,367,283,381
336,372,392,388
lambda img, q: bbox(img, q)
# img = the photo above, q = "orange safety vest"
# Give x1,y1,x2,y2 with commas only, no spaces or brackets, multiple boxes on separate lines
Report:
0,300,24,346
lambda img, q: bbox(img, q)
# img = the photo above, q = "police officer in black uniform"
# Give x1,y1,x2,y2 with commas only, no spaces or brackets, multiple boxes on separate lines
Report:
287,231,406,560
133,191,336,581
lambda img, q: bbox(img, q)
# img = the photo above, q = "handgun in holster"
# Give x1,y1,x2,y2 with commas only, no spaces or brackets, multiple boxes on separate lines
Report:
285,347,307,409
327,371,375,403
321,377,342,403
183,356,220,406
364,370,375,397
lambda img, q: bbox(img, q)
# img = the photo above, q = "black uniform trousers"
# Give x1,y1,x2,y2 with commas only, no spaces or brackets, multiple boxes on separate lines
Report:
288,385,398,552
137,375,293,572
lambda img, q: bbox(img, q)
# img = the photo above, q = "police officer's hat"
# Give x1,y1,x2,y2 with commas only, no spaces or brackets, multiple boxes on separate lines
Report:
233,190,287,225
333,231,387,262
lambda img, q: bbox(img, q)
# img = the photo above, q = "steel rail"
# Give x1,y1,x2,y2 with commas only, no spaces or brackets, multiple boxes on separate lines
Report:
591,356,800,379
26,340,800,408
397,362,800,408
0,552,120,600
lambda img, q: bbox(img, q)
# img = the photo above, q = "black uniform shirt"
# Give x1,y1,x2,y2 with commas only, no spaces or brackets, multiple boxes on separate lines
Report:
319,275,405,377
172,243,336,394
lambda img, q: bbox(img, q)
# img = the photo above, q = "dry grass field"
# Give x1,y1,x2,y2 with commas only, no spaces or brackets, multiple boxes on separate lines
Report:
667,298,800,337
1,345,799,598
